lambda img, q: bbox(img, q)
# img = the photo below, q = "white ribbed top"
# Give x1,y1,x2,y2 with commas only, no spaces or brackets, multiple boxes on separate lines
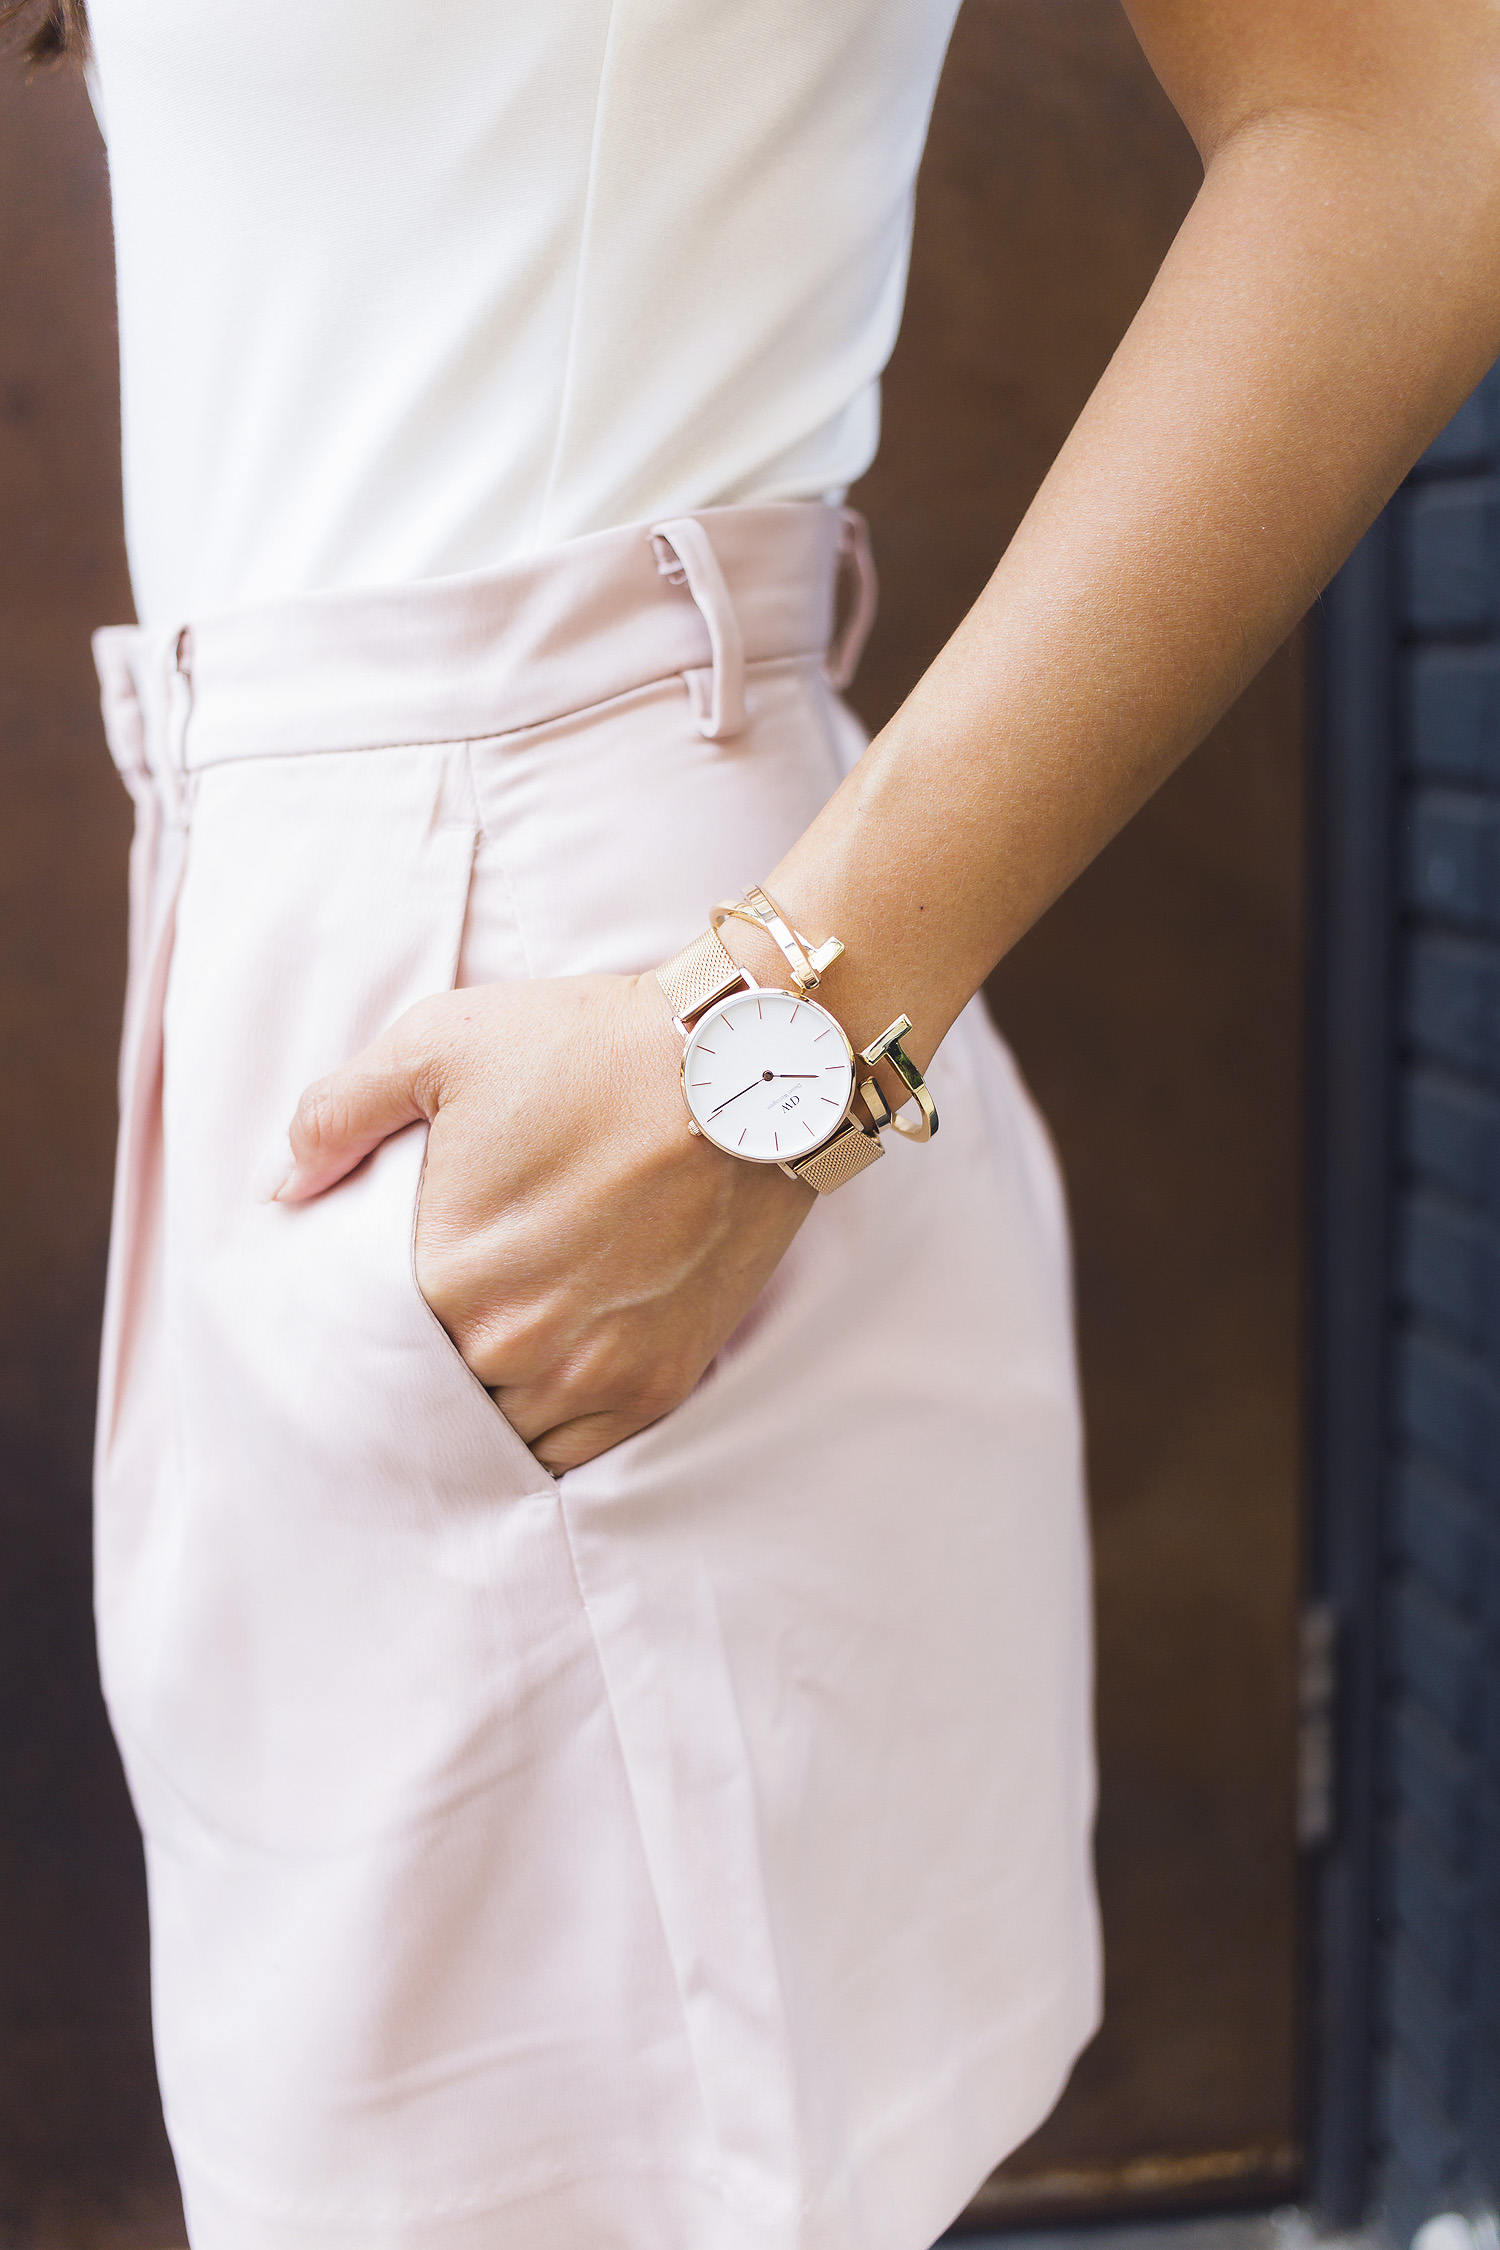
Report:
87,0,960,626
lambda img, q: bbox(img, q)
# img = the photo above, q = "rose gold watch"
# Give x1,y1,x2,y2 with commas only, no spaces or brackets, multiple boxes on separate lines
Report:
655,886,937,1195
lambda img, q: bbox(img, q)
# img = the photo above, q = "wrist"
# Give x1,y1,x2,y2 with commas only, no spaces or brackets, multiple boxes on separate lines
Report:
709,900,929,1124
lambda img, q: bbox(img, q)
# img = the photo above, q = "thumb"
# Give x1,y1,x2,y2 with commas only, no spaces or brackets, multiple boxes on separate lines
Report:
253,1015,440,1205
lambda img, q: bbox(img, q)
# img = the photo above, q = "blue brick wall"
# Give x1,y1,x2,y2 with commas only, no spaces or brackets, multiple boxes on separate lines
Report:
1377,364,1500,2238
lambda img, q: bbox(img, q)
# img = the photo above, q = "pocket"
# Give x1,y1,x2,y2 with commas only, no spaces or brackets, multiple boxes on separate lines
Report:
164,737,552,1507
106,738,562,1850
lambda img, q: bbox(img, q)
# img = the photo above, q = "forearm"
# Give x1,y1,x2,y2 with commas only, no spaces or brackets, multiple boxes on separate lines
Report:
744,92,1500,1078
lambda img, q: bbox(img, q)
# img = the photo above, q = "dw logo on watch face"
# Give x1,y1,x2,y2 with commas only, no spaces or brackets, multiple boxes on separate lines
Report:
681,989,856,1161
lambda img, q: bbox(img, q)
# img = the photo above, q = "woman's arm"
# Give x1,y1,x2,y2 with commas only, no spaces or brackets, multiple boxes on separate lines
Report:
742,0,1500,1068
268,0,1500,1471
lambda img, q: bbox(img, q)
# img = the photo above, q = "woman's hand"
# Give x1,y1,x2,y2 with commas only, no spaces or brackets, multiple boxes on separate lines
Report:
258,974,812,1472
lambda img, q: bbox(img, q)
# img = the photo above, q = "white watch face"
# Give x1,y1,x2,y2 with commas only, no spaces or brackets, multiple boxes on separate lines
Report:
682,988,855,1162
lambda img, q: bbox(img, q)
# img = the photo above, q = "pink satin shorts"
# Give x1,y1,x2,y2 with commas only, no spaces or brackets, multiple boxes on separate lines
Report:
91,501,1100,2250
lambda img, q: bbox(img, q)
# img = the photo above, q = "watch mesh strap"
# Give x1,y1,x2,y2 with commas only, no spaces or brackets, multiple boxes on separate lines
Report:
792,1119,885,1195
657,928,743,1025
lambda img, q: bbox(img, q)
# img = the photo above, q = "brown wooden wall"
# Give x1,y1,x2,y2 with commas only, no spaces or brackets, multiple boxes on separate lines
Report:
0,41,180,2250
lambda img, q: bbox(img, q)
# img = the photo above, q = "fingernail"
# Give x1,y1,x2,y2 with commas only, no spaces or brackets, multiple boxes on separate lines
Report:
251,1132,296,1205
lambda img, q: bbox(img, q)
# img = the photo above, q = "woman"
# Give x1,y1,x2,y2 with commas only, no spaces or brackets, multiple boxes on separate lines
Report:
11,0,1499,2245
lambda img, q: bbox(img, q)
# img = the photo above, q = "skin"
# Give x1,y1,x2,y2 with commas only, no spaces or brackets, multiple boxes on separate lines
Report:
265,0,1500,1473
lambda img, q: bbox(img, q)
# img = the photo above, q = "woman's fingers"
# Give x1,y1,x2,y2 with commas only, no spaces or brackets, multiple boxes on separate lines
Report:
520,1405,662,1475
256,1003,446,1204
494,1361,701,1469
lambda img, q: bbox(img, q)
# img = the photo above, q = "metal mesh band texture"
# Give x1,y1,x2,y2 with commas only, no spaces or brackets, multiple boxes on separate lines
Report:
793,1119,885,1195
656,929,744,1025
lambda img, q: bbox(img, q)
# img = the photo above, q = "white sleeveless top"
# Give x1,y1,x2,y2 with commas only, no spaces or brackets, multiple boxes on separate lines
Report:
87,0,962,627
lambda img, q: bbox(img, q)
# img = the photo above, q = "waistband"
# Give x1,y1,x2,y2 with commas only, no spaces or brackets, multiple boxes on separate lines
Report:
93,500,877,792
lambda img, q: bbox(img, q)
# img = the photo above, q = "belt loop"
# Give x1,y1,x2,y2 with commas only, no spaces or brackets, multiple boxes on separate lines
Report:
650,517,747,740
824,509,879,693
92,626,151,790
160,627,195,826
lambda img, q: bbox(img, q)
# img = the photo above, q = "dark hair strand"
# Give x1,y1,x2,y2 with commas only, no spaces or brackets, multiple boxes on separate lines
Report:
2,0,89,69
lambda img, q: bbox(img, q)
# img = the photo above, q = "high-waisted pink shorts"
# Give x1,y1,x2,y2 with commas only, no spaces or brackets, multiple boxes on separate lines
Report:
92,501,1100,2250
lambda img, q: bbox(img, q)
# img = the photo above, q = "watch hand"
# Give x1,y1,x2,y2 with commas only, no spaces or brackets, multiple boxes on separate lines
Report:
773,1074,818,1079
708,1081,762,1120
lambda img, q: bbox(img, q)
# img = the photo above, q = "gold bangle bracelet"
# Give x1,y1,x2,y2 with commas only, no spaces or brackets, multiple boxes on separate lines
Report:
710,883,844,993
860,1016,939,1143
